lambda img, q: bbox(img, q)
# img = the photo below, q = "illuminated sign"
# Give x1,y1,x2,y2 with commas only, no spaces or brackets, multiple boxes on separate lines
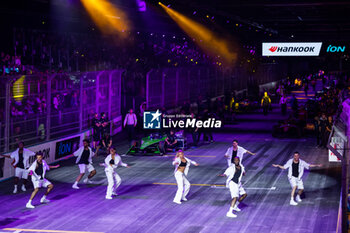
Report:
326,45,346,53
262,42,322,56
55,136,81,159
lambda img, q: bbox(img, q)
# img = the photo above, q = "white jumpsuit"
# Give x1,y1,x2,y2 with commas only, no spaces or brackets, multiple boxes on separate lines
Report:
104,154,128,198
173,157,198,203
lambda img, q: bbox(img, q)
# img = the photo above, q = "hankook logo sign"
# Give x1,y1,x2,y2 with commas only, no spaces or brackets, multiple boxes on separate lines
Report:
262,42,322,56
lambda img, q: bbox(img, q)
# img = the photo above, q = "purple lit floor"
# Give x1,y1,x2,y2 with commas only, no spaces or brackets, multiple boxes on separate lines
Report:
0,107,341,233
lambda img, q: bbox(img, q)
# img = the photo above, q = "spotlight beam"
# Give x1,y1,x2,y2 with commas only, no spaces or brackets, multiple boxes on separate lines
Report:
159,2,237,64
81,0,130,36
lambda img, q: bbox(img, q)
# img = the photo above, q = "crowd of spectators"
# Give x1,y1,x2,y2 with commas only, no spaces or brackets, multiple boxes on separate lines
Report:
273,71,349,144
0,29,223,77
9,90,82,118
10,95,47,117
0,53,24,75
3,28,229,120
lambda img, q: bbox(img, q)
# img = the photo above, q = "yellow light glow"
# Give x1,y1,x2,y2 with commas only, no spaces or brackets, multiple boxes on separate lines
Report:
159,3,237,64
13,75,26,102
81,0,130,37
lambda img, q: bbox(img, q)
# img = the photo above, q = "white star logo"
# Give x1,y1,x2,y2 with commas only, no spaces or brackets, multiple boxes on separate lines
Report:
150,110,162,122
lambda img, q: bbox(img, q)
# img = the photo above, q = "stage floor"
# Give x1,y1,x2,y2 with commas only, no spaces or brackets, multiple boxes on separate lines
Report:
0,131,341,233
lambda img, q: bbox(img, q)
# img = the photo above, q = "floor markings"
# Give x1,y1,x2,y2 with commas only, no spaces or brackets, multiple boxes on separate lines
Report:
153,182,221,187
245,186,276,190
2,228,104,233
163,155,217,158
153,182,277,190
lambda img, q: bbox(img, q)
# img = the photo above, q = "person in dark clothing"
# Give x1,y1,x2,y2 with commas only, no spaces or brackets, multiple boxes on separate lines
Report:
188,112,199,148
280,94,288,116
200,109,214,143
102,132,113,152
100,112,109,138
191,127,199,148
323,115,333,148
319,113,328,148
92,113,102,152
291,94,299,117
165,130,178,152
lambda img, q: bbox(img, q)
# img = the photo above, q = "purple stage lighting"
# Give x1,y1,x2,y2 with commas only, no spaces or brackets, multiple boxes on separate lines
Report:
136,0,146,12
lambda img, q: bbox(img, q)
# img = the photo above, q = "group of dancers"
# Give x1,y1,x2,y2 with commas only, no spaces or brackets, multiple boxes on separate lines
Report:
1,139,322,218
171,139,321,218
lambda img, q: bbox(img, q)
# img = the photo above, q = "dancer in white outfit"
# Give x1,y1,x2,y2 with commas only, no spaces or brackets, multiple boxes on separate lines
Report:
71,139,96,189
103,146,130,199
1,142,35,193
224,139,255,167
172,150,199,204
272,151,322,205
26,152,59,208
219,156,247,218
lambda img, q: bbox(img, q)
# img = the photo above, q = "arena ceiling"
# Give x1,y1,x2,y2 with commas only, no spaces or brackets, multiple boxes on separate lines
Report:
1,0,349,41
163,0,350,40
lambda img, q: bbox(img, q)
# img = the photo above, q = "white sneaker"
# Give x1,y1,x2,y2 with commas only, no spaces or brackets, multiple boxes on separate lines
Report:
112,192,118,196
26,202,35,209
295,195,302,202
13,186,18,194
105,196,112,200
72,184,80,189
21,185,26,192
83,178,93,184
173,200,182,204
40,197,50,203
290,199,298,206
226,212,237,218
182,198,188,201
233,206,241,212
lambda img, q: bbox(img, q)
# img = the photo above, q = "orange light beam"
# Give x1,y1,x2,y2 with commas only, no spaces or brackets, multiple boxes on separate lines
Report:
81,0,130,36
159,2,237,64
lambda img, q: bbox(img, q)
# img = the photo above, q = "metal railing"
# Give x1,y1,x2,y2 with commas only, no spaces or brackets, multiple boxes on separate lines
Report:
146,64,287,110
0,70,122,153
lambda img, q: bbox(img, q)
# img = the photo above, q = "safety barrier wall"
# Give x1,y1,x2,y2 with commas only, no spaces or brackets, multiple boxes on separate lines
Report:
0,130,91,181
328,97,350,233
